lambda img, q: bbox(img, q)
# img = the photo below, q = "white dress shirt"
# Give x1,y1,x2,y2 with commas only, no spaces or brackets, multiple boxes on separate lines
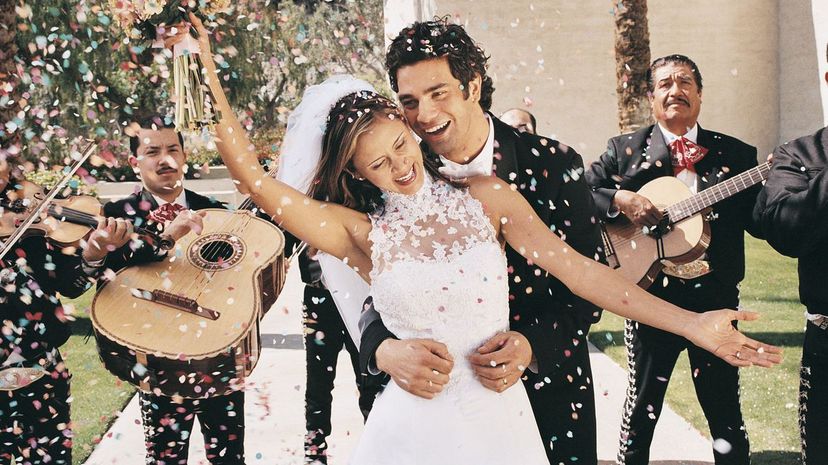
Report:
437,114,496,178
151,189,189,209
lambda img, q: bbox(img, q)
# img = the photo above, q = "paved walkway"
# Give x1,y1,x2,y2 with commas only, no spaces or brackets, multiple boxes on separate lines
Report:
84,267,714,465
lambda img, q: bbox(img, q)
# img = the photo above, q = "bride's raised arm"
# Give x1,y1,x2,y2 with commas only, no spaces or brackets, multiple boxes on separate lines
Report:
467,176,783,368
178,14,370,271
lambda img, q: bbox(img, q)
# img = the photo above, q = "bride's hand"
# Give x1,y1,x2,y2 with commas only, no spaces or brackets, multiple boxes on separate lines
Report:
687,309,783,367
186,13,214,59
162,15,218,76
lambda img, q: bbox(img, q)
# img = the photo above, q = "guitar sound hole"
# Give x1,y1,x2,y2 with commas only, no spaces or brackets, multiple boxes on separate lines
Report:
188,233,245,271
200,241,235,263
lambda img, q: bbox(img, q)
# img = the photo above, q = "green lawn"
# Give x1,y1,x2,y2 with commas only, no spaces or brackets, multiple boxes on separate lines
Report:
61,291,136,465
589,236,804,465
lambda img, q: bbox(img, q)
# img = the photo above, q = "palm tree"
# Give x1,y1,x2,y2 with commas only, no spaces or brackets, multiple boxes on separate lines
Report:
613,0,652,134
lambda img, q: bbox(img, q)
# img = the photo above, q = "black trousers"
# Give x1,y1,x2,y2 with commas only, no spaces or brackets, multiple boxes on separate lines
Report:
800,321,828,465
617,274,749,465
303,286,379,464
523,338,597,465
139,390,245,465
0,359,71,465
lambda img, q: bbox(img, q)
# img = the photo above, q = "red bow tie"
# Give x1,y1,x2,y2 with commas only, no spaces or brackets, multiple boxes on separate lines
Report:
148,203,186,224
670,137,708,175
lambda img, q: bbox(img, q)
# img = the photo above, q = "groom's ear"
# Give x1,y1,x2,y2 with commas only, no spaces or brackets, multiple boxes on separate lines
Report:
468,74,483,103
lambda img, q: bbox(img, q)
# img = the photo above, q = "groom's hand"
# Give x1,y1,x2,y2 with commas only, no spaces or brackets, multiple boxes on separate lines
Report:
375,338,454,399
468,331,532,393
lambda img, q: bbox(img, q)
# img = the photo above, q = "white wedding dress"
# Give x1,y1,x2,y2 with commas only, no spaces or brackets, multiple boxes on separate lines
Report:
350,176,547,464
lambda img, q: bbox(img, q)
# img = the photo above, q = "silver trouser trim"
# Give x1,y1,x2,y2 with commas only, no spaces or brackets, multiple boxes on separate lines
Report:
617,319,639,465
661,259,712,280
0,367,46,391
800,364,812,464
807,314,828,330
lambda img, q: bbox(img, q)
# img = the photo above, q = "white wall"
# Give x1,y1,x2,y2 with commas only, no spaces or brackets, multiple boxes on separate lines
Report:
429,0,826,161
813,0,828,126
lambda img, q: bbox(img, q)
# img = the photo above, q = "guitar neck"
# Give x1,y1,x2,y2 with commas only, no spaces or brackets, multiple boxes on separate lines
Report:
667,161,770,223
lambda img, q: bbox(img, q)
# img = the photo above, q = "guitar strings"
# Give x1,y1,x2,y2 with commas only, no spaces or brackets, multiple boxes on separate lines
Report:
177,212,276,328
165,166,280,319
194,166,278,264
174,212,246,298
608,162,770,248
174,167,275,285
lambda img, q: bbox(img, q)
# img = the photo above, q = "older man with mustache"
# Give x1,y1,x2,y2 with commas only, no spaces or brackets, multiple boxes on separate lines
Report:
585,55,763,465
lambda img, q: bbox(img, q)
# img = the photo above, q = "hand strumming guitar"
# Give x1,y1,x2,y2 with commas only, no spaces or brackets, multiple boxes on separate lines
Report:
613,189,663,227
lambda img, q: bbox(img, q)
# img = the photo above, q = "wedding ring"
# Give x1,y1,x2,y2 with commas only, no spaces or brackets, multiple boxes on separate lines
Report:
735,351,742,360
428,379,433,387
501,378,508,385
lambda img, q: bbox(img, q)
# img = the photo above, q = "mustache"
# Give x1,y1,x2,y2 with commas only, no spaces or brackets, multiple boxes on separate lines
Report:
156,167,178,174
666,97,690,106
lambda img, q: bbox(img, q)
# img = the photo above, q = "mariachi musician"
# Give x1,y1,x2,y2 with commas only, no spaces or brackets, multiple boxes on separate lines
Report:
87,117,246,465
585,55,763,465
0,154,130,465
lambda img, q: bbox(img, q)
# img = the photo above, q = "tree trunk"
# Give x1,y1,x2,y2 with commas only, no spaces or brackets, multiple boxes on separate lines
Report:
613,0,652,134
0,0,19,156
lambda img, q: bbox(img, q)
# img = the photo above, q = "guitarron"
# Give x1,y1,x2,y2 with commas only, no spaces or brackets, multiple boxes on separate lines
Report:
602,161,770,289
91,208,285,398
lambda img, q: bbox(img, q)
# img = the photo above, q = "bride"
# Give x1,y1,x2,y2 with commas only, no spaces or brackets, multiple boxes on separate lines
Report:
176,15,781,464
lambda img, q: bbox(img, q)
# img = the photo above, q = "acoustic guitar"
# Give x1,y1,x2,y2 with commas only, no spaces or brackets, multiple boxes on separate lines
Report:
601,161,770,289
91,195,285,399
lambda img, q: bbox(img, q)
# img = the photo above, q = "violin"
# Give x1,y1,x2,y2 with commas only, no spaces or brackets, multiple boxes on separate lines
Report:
0,140,171,261
0,179,173,250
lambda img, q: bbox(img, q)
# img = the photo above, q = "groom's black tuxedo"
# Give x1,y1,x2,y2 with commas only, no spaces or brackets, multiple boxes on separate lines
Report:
360,115,606,464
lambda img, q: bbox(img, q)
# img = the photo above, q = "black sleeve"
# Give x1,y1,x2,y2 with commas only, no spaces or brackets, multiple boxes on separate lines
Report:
101,237,164,274
358,297,398,375
37,241,91,299
516,148,604,376
754,144,828,257
99,201,165,275
585,138,622,220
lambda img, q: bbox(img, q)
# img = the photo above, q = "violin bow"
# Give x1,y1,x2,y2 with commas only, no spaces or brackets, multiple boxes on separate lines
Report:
0,140,98,262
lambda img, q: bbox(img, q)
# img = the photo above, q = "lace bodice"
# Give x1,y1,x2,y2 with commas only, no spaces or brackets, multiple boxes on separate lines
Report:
369,177,510,390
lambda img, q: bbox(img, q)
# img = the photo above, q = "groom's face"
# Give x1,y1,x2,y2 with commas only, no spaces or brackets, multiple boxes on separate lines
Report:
395,57,483,161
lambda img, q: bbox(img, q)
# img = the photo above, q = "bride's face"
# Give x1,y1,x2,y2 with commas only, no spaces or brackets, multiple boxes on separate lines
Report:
351,117,425,196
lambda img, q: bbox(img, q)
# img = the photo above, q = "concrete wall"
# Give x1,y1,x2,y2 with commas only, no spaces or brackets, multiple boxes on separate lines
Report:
435,0,619,159
779,0,823,144
432,0,824,163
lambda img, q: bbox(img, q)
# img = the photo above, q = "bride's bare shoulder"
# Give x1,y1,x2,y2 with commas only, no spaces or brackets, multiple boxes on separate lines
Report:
466,176,514,200
465,176,518,215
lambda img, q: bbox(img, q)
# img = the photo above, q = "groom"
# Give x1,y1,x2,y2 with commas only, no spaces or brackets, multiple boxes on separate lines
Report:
359,19,605,464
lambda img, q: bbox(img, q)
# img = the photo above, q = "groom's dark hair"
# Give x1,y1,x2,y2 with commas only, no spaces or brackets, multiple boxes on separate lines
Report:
386,17,495,112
